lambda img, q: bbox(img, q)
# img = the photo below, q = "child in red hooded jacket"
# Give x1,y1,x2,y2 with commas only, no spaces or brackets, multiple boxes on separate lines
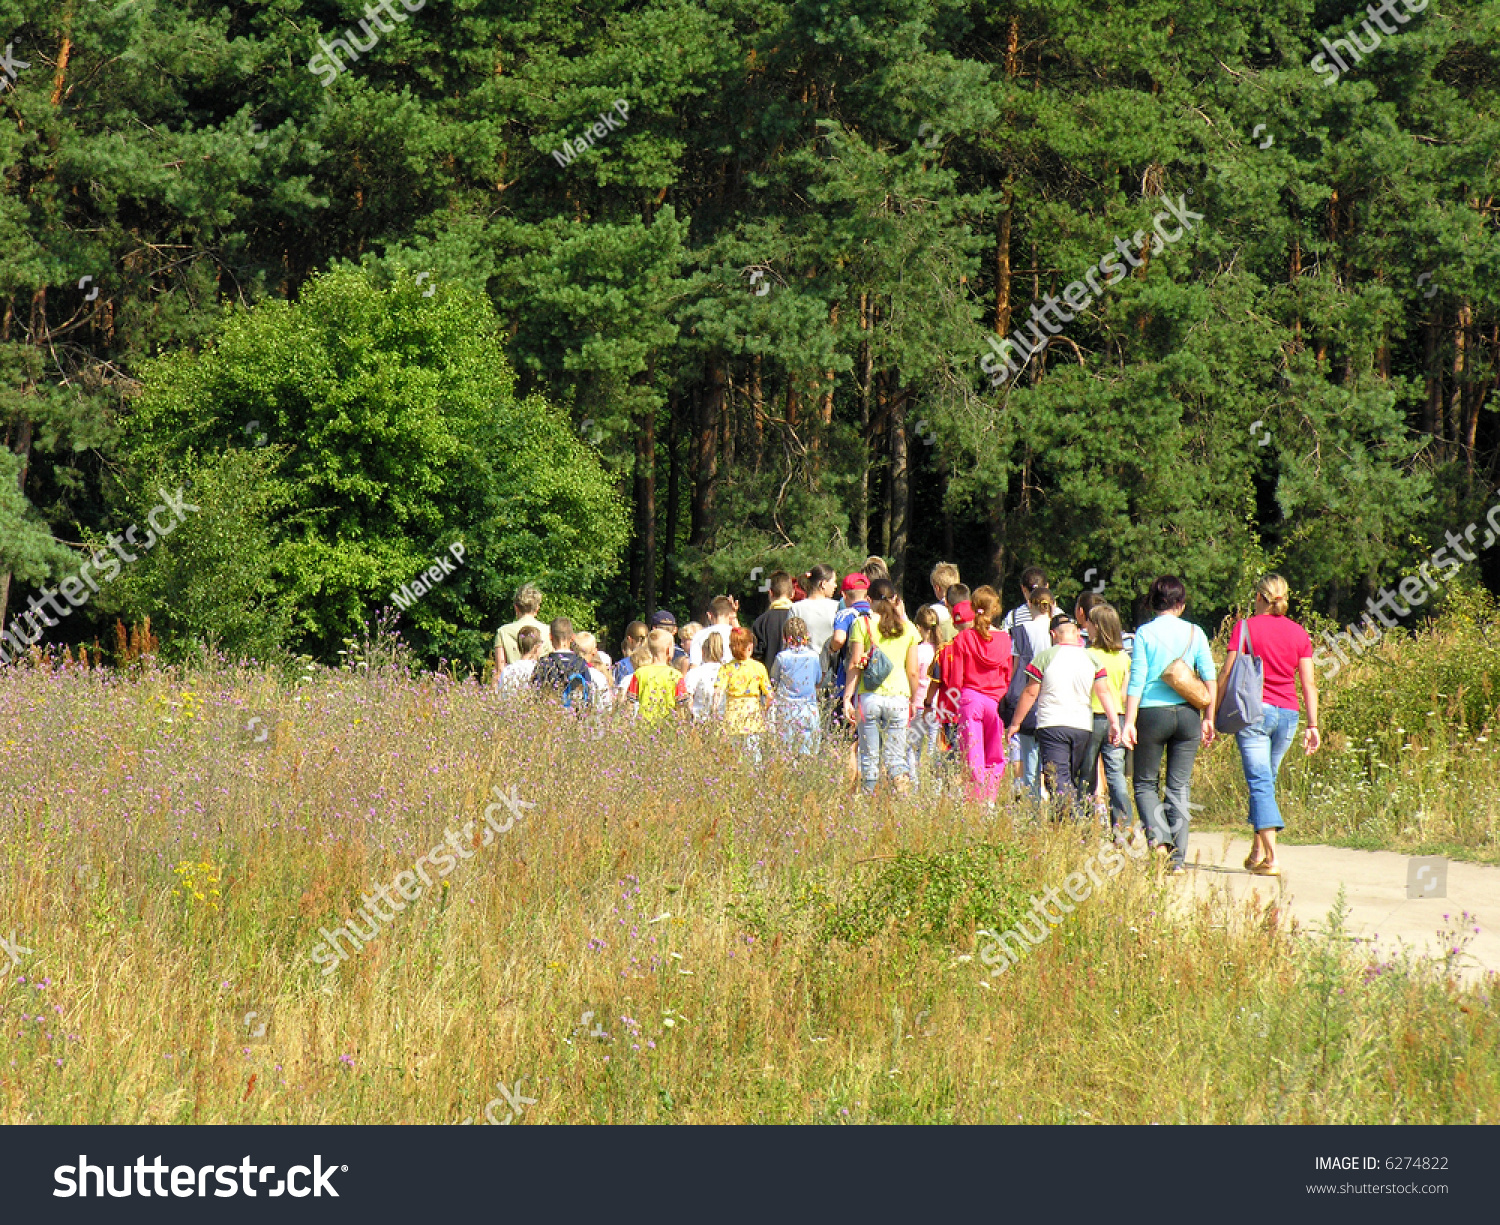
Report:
944,586,1014,803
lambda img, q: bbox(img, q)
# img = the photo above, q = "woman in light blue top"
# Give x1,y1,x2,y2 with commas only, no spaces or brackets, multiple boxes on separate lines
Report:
1120,576,1217,873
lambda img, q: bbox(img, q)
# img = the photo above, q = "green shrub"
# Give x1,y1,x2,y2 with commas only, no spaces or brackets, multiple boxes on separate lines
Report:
815,844,1033,948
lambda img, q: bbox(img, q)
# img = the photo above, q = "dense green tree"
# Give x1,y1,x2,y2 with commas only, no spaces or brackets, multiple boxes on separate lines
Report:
0,0,339,633
123,267,628,663
3,0,1499,659
99,446,296,663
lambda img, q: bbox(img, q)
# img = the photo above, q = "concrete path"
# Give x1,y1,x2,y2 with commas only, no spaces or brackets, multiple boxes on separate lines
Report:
1175,834,1500,985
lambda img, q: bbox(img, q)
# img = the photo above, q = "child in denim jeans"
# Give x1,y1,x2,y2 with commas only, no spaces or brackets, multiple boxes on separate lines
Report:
842,579,921,796
1082,603,1133,836
906,605,941,785
771,616,822,755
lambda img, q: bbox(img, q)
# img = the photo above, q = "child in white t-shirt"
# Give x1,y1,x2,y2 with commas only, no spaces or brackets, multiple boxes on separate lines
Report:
683,630,726,722
500,626,545,693
573,632,614,715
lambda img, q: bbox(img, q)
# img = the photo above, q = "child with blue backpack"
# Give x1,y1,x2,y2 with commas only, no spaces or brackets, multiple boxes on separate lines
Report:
530,618,595,712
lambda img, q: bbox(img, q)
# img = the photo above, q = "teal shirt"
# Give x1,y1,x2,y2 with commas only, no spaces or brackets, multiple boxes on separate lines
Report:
1126,614,1217,707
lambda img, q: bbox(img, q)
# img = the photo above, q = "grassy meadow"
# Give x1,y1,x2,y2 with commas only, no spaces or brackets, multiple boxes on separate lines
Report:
2,605,1498,1125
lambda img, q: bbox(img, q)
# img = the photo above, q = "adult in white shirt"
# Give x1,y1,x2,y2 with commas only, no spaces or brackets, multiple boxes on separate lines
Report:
790,564,841,673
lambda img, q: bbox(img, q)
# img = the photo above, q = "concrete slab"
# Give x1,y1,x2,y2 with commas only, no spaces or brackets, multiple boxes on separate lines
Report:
1175,833,1500,986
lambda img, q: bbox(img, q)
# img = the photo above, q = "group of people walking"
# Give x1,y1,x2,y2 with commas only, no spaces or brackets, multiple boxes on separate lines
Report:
493,562,1321,877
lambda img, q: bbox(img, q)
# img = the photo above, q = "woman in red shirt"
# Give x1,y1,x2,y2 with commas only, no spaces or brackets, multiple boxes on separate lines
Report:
1214,574,1322,877
946,586,1014,803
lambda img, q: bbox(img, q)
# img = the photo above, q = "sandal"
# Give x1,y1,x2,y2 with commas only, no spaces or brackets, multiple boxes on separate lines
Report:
1249,860,1281,877
1244,853,1264,871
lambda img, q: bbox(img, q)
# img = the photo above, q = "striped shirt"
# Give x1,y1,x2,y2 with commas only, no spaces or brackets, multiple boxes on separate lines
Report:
1000,603,1033,633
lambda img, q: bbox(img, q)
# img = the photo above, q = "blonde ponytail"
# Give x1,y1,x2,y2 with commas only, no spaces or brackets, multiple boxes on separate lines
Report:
1256,573,1291,617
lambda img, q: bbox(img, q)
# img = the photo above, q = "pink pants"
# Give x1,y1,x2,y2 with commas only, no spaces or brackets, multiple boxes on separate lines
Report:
958,689,1006,803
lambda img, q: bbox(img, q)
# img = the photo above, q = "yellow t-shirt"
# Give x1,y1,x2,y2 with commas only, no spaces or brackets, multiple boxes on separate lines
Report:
630,662,685,724
849,617,920,699
1087,648,1130,715
716,660,771,733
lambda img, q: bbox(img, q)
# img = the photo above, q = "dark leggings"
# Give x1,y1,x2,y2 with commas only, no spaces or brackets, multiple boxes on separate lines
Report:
1131,703,1200,866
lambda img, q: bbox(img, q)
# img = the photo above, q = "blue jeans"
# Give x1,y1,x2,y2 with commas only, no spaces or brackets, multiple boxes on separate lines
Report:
905,709,939,782
856,694,910,791
777,700,821,756
1083,714,1132,829
1013,732,1040,796
1235,704,1299,831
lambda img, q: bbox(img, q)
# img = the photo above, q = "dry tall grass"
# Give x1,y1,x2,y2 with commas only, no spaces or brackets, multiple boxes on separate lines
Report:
1,658,1495,1123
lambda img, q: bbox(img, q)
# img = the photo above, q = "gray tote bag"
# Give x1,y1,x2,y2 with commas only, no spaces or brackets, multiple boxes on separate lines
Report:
1214,620,1265,735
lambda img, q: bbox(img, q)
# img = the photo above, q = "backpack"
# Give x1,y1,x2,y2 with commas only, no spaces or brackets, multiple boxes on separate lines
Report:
534,650,593,712
833,610,862,684
856,616,895,692
1000,617,1039,731
560,666,594,713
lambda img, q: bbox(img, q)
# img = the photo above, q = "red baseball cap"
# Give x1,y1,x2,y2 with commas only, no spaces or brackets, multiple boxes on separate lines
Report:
841,573,870,593
952,600,975,622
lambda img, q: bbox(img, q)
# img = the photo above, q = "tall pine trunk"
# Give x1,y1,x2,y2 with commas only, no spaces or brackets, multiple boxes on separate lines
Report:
664,392,681,602
872,370,888,557
637,403,657,614
889,387,909,588
854,293,871,552
691,363,724,552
